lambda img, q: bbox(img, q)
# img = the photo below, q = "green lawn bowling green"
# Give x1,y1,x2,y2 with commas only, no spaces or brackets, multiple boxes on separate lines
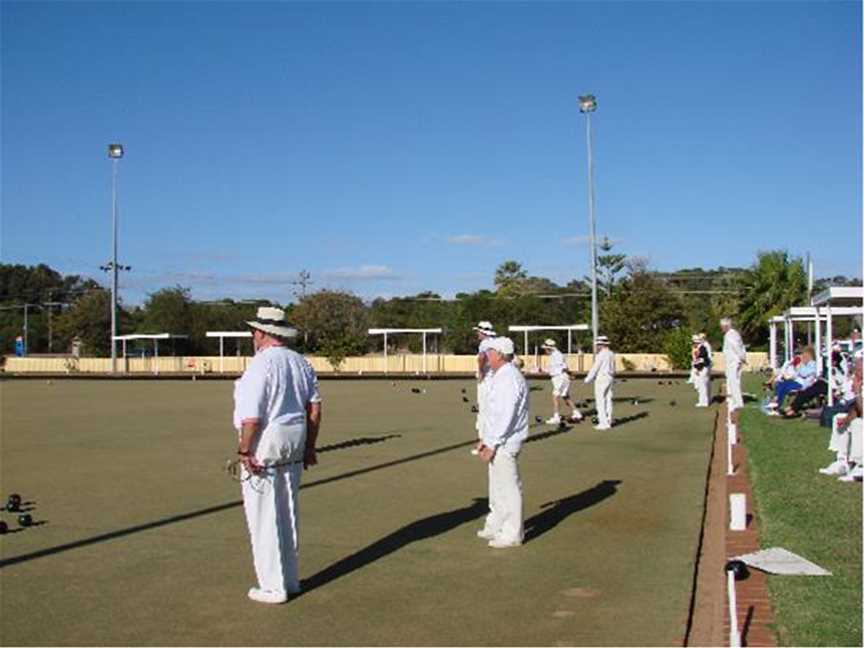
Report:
0,376,714,646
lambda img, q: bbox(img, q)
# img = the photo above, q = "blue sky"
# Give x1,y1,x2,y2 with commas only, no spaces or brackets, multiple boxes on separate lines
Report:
2,1,861,304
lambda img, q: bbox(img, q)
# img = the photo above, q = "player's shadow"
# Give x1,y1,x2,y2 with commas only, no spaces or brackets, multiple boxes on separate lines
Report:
317,434,402,454
524,480,621,543
613,412,649,427
299,498,487,596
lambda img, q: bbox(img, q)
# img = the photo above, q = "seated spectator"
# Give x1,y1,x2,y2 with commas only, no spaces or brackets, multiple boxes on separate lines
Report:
765,353,800,390
768,347,817,415
819,396,863,482
785,349,856,419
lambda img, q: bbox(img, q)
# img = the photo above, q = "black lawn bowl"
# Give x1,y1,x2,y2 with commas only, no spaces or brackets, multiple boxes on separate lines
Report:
461,388,467,394
669,400,677,407
534,416,543,424
411,387,422,394
725,559,750,581
591,416,599,425
462,397,470,403
7,494,22,512
0,520,7,535
17,514,32,528
470,405,479,413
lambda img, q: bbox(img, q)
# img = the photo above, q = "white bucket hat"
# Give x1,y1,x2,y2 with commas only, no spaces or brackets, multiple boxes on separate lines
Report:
473,321,497,336
541,338,557,349
692,334,701,343
246,306,298,339
595,335,610,346
489,336,515,355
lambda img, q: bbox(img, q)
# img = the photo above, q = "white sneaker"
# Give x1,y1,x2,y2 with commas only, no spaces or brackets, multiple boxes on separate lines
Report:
838,467,863,482
766,401,778,409
470,448,480,456
477,528,496,540
570,411,584,421
819,460,847,476
546,415,561,425
248,587,288,604
593,425,611,431
488,538,522,549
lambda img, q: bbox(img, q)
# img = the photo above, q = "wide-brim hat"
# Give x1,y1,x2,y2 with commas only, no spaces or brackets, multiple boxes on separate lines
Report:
489,336,515,355
247,306,298,338
595,335,610,346
541,338,557,349
473,321,496,336
691,334,701,343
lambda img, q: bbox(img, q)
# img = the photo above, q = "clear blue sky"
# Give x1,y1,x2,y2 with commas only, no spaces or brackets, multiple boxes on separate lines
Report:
2,1,861,304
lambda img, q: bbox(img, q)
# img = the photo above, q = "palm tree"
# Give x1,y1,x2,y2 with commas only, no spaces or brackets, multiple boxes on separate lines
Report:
737,251,808,346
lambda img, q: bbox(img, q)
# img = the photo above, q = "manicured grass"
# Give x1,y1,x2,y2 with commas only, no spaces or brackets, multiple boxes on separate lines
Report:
1,377,715,646
741,376,862,647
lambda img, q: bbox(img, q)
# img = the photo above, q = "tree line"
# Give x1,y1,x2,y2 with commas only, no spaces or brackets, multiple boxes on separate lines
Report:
1,248,859,368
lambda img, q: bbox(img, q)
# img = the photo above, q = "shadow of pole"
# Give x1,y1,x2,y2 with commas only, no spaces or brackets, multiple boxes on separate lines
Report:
299,498,488,596
524,480,622,543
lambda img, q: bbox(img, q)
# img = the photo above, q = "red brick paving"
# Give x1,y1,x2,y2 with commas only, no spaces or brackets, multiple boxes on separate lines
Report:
724,407,777,647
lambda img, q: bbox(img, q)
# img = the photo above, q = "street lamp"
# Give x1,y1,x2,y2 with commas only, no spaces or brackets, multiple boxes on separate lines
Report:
107,143,124,372
579,94,599,345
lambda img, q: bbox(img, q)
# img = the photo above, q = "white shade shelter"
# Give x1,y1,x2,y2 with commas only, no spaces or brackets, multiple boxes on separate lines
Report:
507,324,590,356
206,331,253,372
811,287,863,406
113,333,189,374
368,328,443,374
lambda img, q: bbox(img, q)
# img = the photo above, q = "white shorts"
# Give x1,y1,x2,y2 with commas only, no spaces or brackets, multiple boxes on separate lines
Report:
551,374,571,398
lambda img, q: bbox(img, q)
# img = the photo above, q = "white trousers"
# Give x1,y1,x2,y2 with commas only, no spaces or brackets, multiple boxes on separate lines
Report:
695,368,711,406
725,365,744,411
482,450,523,543
242,422,305,595
594,377,614,428
830,416,863,464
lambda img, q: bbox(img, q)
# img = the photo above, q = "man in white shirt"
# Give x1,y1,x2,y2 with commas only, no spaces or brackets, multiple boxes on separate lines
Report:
472,321,497,455
541,338,582,424
584,336,615,430
721,318,747,414
476,336,529,549
233,307,322,604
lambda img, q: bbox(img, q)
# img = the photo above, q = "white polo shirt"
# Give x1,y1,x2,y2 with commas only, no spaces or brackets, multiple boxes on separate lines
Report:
546,349,568,377
585,348,615,383
233,346,322,431
482,362,530,455
723,329,747,370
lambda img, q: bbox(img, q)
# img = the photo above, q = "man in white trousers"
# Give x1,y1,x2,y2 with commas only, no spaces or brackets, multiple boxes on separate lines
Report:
476,336,529,549
472,321,497,455
692,334,712,407
541,339,583,424
234,306,322,604
584,336,615,431
721,318,747,415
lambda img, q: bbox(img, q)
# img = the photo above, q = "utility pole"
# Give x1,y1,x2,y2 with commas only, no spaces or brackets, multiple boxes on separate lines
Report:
291,270,314,346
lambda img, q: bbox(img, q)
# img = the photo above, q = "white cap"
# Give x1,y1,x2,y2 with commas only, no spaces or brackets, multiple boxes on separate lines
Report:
541,338,557,349
489,336,515,355
473,321,496,336
595,335,610,346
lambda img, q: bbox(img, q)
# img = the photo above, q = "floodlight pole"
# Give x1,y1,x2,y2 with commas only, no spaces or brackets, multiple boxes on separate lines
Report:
581,95,599,344
108,146,123,373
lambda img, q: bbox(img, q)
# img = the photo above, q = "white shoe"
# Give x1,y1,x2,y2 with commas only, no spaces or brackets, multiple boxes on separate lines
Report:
838,467,863,482
819,460,847,476
593,425,611,431
488,537,522,549
477,528,496,540
546,415,562,425
766,401,778,409
470,448,480,456
570,411,584,421
248,587,289,604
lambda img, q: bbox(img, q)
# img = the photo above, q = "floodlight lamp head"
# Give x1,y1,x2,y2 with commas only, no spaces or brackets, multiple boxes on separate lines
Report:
578,94,597,113
107,143,124,159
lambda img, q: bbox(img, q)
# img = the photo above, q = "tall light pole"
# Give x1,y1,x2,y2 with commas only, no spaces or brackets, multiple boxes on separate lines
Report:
579,94,599,344
107,143,124,372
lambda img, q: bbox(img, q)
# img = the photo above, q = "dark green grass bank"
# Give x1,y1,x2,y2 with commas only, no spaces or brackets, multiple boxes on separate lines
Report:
741,376,862,647
1,377,714,646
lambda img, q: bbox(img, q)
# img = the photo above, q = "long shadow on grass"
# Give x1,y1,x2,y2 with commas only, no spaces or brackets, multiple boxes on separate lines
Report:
316,434,402,454
0,428,573,569
299,498,488,596
524,480,621,543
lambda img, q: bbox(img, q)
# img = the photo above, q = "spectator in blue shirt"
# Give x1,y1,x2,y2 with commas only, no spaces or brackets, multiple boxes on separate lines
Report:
769,347,817,415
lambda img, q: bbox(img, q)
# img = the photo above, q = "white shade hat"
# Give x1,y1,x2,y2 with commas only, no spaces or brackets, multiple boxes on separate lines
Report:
541,339,557,349
595,335,610,346
489,336,515,355
246,306,298,338
473,321,497,336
